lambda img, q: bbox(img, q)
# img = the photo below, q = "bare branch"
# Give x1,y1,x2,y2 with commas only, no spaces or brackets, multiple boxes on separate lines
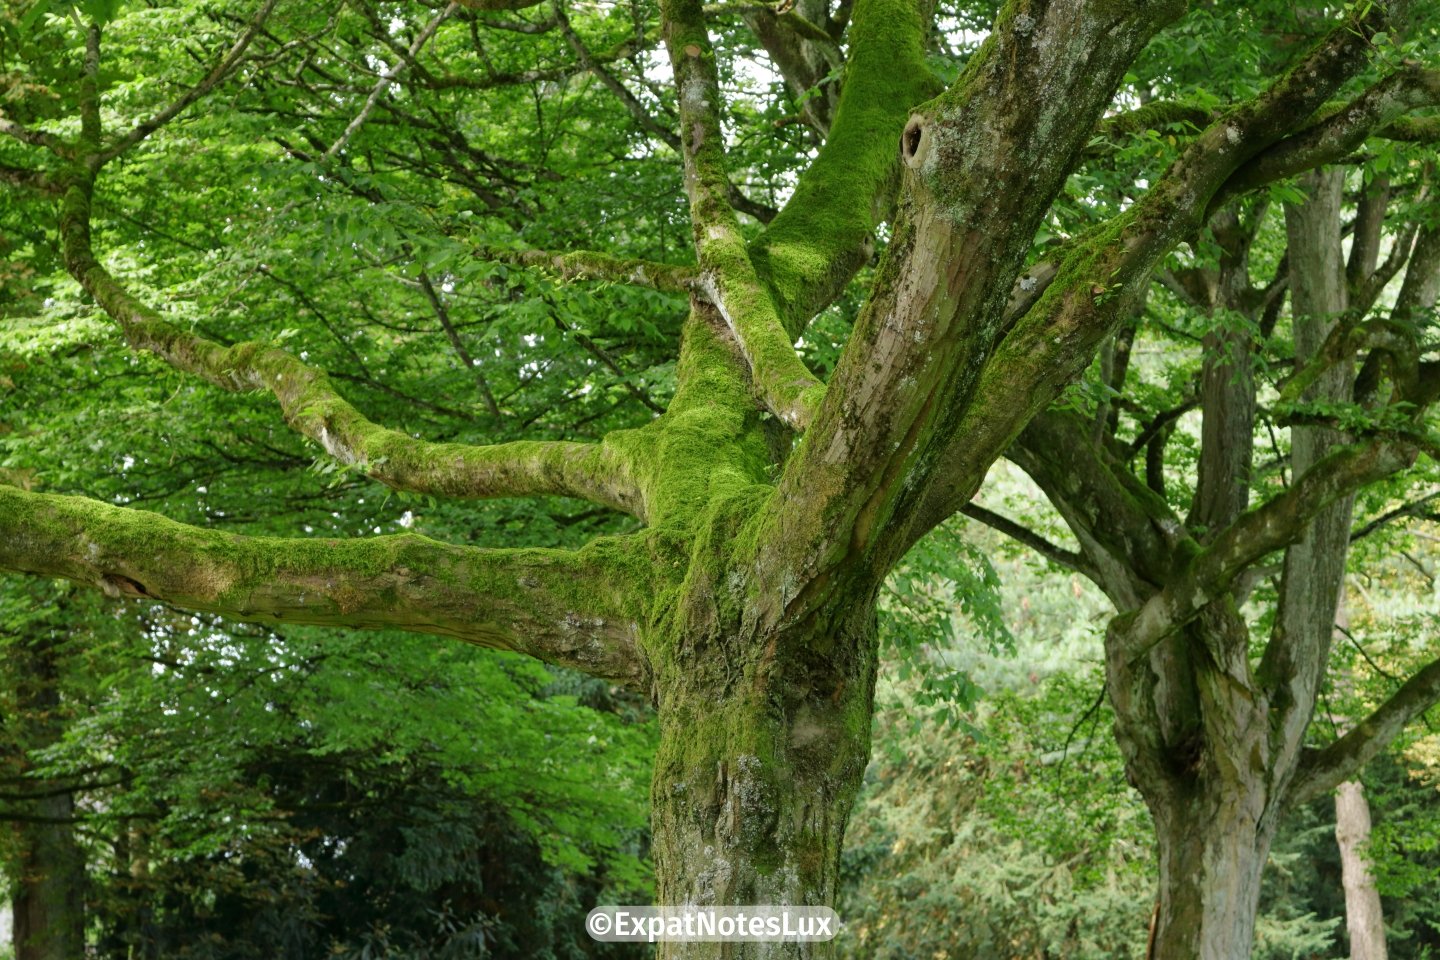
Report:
325,3,458,160
476,245,700,293
1350,490,1440,542
959,503,1098,580
418,271,503,418
0,116,69,155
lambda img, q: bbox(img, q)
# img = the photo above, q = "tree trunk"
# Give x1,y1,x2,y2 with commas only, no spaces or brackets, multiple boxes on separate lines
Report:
1149,785,1274,960
9,630,86,960
1336,780,1388,960
12,792,86,960
1111,606,1277,960
649,590,878,958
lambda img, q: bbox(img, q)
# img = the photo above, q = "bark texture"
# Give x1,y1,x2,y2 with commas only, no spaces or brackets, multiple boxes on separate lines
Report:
1336,780,1389,960
3,3,1440,957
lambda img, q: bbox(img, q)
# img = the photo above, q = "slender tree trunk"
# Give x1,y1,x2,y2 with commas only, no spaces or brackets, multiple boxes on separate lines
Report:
12,792,86,960
9,631,86,960
650,587,878,958
1336,780,1388,959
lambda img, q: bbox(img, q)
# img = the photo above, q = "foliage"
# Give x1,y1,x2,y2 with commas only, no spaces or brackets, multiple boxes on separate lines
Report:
0,577,654,958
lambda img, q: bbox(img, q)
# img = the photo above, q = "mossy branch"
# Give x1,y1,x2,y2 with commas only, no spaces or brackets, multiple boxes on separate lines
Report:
661,0,824,430
1212,67,1440,213
456,0,547,10
1119,439,1416,660
916,2,1414,541
748,0,940,336
0,485,652,687
1290,655,1440,805
476,245,700,294
58,175,647,517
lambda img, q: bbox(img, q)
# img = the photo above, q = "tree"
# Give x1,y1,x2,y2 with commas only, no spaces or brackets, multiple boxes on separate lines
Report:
0,576,655,959
3,0,1440,956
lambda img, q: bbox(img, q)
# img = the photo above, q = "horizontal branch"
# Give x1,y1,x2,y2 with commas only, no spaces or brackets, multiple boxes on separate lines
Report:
1375,115,1440,142
456,0,545,9
0,162,62,196
0,115,68,155
1350,490,1440,541
1091,100,1216,146
58,176,647,517
0,485,653,687
1291,655,1440,805
477,245,700,293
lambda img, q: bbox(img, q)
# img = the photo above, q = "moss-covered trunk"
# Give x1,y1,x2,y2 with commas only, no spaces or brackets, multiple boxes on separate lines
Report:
648,590,878,958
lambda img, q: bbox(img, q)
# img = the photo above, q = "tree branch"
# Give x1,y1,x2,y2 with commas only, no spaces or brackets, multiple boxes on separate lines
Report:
1291,655,1440,805
1118,439,1416,660
0,485,653,687
554,0,682,151
660,0,824,430
418,271,503,418
0,162,62,196
0,115,69,155
325,3,458,161
475,245,700,293
1211,66,1440,213
456,0,546,9
58,174,647,518
914,0,1410,542
96,0,281,166
958,503,1097,580
1350,490,1440,542
747,0,939,335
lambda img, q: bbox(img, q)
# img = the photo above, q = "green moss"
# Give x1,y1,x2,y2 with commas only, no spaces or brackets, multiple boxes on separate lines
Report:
749,0,939,335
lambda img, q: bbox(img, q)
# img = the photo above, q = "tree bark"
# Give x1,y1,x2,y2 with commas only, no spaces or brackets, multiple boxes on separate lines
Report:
8,628,87,960
1148,779,1274,960
12,790,86,960
1335,780,1389,960
649,549,880,957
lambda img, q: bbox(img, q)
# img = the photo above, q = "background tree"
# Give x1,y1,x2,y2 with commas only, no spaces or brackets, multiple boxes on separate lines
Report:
3,0,1440,957
987,152,1440,954
0,576,655,959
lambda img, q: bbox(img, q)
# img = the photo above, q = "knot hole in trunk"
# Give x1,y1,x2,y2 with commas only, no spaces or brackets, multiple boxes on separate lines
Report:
901,115,926,169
